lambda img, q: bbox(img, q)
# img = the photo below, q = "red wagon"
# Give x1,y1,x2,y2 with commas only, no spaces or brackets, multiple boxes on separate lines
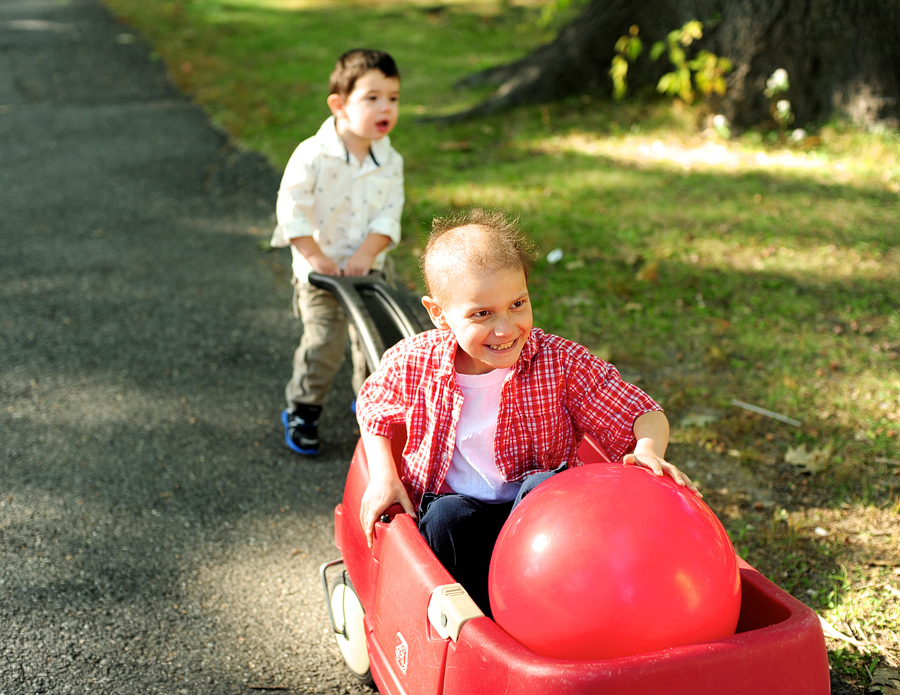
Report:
314,273,830,695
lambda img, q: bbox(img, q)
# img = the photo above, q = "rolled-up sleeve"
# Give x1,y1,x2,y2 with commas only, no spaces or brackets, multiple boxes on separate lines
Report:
270,148,317,248
356,342,410,437
566,347,661,461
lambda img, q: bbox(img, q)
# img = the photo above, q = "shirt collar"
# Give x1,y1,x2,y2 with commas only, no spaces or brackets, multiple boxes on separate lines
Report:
516,328,540,374
434,330,459,380
317,115,390,166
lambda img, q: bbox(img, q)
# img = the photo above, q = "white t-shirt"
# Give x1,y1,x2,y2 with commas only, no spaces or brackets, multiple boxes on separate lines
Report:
445,368,521,503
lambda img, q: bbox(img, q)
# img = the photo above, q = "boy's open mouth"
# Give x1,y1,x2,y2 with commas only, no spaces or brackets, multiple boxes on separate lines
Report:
488,339,516,351
376,119,390,131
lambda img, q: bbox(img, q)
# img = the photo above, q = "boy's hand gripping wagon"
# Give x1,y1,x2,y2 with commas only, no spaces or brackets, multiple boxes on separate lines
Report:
312,272,830,695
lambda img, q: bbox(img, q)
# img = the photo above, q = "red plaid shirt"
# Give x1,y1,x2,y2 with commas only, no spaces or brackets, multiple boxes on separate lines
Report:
356,328,661,508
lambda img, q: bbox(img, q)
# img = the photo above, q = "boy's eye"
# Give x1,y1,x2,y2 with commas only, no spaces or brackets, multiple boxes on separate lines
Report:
472,310,490,318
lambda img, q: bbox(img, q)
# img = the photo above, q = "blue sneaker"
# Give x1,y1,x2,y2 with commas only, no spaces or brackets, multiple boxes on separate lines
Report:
282,405,322,455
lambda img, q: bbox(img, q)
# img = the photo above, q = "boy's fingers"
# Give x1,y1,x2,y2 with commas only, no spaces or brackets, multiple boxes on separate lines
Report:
360,494,416,549
624,453,663,475
399,492,416,518
666,467,703,498
623,455,702,497
360,508,373,547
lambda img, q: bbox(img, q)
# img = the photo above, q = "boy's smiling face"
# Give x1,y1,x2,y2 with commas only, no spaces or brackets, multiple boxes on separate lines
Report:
423,265,533,375
328,69,400,151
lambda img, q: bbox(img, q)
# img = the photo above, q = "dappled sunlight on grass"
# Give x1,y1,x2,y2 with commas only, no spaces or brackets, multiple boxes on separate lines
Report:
537,132,830,173
685,238,890,280
526,122,900,191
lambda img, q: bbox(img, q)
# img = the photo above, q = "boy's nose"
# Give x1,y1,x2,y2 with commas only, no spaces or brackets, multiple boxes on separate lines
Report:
493,314,514,335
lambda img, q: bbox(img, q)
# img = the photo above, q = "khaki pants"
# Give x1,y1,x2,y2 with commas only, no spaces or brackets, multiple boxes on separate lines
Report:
285,280,369,409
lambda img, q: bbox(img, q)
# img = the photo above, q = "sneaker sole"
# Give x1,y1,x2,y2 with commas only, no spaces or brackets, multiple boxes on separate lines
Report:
281,409,320,455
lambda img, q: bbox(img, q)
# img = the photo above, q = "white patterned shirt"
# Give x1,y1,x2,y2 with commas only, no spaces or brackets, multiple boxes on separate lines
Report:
270,116,404,281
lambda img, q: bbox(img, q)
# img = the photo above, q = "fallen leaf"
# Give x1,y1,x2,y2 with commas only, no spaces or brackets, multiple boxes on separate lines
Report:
681,413,719,427
870,667,900,695
708,345,725,361
635,260,659,282
559,292,592,307
785,444,832,473
437,140,471,151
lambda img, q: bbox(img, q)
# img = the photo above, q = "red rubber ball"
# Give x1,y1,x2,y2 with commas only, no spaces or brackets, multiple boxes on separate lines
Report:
488,464,742,661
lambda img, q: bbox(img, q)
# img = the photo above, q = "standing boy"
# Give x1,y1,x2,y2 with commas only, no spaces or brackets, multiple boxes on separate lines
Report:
271,49,403,455
355,208,698,613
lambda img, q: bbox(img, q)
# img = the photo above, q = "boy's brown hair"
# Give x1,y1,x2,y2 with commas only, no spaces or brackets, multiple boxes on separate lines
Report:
329,49,400,98
421,208,538,303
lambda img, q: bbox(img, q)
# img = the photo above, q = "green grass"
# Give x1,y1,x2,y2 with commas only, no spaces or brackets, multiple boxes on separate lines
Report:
102,0,899,684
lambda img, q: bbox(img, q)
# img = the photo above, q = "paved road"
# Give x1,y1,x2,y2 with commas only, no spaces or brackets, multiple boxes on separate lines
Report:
0,1,370,692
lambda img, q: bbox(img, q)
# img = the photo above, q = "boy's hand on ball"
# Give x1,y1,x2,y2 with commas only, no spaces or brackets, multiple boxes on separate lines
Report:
623,452,702,498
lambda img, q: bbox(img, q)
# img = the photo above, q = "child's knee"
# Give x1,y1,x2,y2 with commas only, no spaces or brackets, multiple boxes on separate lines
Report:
419,495,475,535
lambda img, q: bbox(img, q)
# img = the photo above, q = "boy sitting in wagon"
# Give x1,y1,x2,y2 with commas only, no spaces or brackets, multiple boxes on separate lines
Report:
355,208,698,613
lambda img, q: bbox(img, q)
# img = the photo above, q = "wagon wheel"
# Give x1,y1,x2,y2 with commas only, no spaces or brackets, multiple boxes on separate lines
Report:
330,574,373,684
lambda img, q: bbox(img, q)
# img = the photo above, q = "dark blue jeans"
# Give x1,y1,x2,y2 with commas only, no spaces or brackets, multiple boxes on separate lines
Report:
417,466,564,616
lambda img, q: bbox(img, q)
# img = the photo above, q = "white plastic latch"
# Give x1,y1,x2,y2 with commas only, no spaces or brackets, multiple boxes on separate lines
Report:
427,583,484,642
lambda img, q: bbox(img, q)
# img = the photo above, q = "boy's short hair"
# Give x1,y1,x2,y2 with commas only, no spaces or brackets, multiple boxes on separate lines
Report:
329,49,400,98
421,208,538,303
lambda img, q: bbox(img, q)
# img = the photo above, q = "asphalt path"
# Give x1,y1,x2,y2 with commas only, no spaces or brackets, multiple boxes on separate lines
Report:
0,1,371,692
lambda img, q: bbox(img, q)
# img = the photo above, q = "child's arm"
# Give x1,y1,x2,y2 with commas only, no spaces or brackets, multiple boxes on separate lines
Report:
344,233,393,277
290,236,340,276
623,410,702,497
359,429,416,548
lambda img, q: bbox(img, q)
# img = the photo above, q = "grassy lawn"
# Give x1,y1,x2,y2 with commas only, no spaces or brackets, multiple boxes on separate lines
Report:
101,0,899,686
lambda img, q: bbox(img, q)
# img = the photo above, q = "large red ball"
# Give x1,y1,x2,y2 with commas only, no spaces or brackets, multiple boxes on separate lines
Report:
488,464,741,661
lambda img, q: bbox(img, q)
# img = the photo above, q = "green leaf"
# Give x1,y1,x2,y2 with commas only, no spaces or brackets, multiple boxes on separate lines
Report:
626,37,643,62
677,67,693,101
657,72,675,94
649,40,666,61
682,20,704,43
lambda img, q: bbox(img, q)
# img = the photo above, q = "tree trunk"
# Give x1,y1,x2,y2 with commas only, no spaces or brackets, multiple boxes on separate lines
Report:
449,0,900,130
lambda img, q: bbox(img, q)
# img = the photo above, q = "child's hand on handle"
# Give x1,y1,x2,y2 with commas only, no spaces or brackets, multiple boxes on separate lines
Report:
307,251,341,276
291,237,341,276
623,451,702,498
359,476,416,548
358,429,416,548
344,232,392,277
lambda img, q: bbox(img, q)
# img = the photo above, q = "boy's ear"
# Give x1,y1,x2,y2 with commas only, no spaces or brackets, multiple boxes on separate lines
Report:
326,93,345,118
421,296,449,330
